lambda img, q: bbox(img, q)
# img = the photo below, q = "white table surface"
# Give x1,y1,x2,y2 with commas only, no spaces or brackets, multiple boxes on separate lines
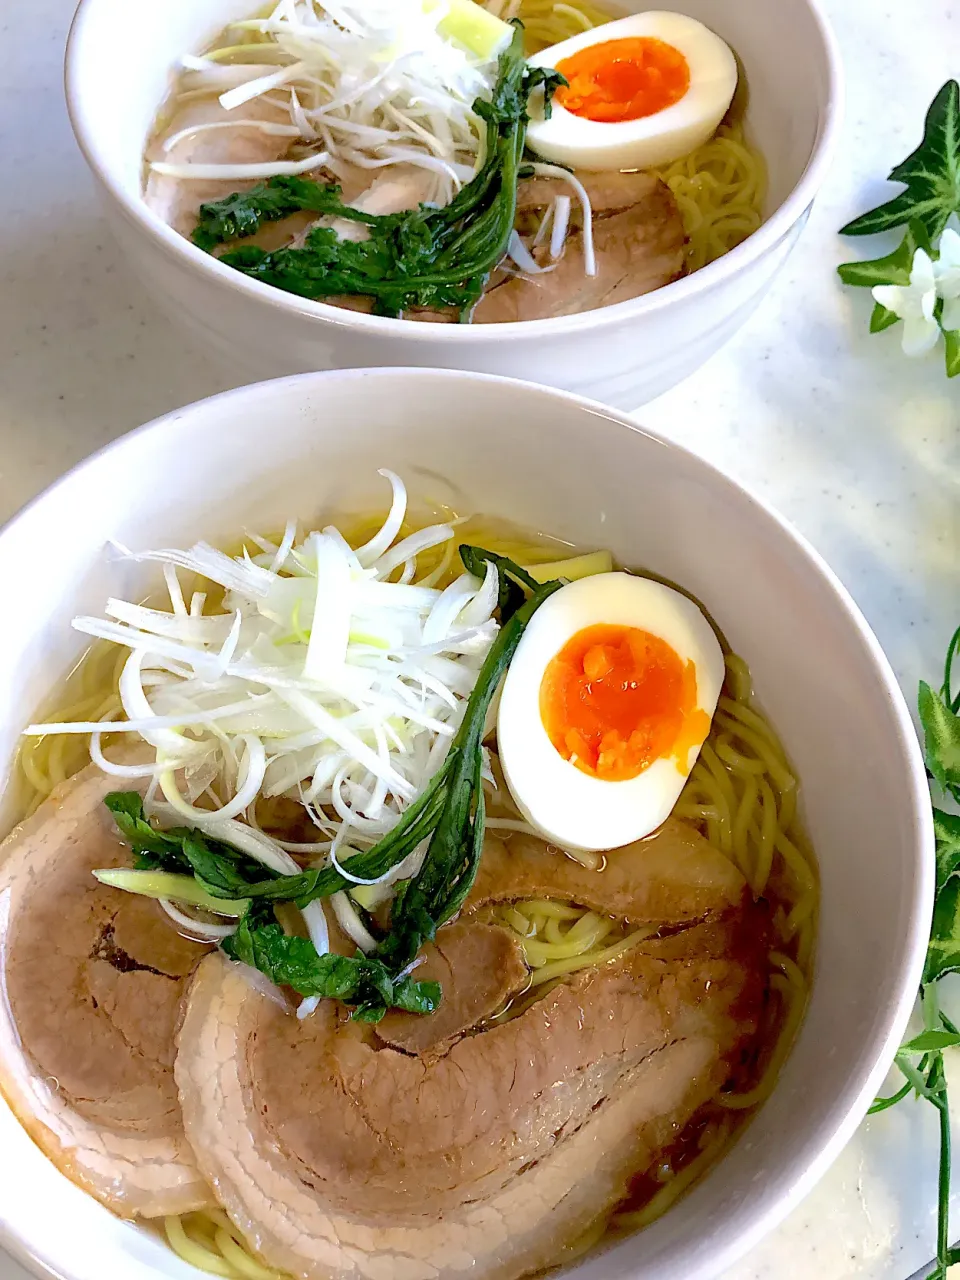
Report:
1,0,959,1277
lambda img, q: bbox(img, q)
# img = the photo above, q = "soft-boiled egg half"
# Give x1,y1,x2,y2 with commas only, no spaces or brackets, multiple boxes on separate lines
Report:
524,11,738,172
497,572,724,852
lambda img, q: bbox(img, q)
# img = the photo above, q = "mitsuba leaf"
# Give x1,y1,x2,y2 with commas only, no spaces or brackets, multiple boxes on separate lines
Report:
459,543,547,622
104,791,183,867
919,681,960,791
838,220,932,288
192,177,364,251
841,81,960,239
378,586,558,976
104,793,269,887
221,917,440,1020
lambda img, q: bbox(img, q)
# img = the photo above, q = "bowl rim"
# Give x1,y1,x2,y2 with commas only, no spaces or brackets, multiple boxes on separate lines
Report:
63,0,844,342
0,365,934,1279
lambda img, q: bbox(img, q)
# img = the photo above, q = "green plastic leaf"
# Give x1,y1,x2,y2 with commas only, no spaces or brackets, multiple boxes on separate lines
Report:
934,808,960,895
945,326,960,377
870,302,900,333
838,221,932,288
919,681,960,790
841,81,960,239
925,874,960,984
903,1029,960,1053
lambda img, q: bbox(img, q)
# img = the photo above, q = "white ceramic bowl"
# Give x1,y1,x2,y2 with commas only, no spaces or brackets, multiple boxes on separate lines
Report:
0,369,932,1280
64,0,842,409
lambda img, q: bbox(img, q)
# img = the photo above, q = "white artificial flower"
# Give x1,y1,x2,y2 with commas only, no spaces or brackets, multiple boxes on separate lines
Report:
872,247,940,357
933,226,960,333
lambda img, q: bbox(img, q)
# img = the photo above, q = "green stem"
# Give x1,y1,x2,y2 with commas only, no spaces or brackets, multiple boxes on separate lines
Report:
926,982,943,1030
943,624,960,711
868,1080,913,1114
935,1053,952,1273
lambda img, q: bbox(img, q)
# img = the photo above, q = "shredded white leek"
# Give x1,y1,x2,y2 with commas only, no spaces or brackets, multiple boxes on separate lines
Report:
549,194,570,260
529,163,596,276
159,0,505,205
34,470,500,915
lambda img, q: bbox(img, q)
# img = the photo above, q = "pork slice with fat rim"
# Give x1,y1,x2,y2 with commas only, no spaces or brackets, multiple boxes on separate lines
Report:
473,171,686,323
375,920,528,1058
467,819,747,923
175,904,764,1280
0,763,212,1216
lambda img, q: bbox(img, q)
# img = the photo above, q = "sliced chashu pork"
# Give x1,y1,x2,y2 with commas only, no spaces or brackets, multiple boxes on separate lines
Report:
473,169,686,323
144,96,300,241
375,920,528,1058
0,763,211,1216
467,819,746,923
175,902,765,1280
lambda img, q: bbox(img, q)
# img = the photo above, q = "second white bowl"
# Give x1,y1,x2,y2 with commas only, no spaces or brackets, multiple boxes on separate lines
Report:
65,0,842,409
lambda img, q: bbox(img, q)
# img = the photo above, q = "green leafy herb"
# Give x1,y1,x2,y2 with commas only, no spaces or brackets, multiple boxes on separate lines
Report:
191,24,565,318
103,792,266,891
874,625,960,1278
92,867,250,916
221,914,440,1017
192,178,364,252
841,80,960,240
459,543,541,621
103,545,563,1021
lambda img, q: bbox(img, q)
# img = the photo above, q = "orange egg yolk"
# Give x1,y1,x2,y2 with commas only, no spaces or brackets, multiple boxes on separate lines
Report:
539,623,710,782
554,36,690,124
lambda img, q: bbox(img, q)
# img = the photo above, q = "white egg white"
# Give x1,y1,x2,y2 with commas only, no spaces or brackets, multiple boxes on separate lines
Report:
525,11,738,172
496,572,724,852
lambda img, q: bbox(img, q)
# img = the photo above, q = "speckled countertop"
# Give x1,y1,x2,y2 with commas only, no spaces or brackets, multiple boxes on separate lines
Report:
0,0,958,1277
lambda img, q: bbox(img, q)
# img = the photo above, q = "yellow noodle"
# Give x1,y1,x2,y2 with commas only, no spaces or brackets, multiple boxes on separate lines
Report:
717,972,808,1111
730,774,759,882
698,741,739,813
527,928,652,986
753,778,777,896
769,949,805,990
164,1216,236,1277
724,652,752,700
716,737,767,775
515,897,584,921
672,802,721,824
613,1117,734,1231
524,914,612,963
715,714,796,794
214,1228,284,1279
